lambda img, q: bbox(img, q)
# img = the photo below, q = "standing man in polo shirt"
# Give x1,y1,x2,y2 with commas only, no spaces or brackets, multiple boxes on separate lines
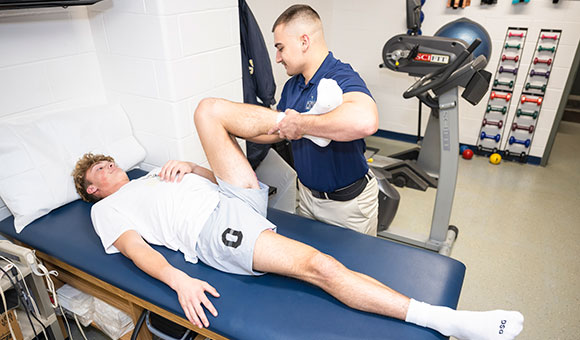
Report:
269,4,379,235
195,4,379,235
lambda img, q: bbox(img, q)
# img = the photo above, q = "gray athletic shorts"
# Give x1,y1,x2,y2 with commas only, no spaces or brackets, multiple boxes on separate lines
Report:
195,177,277,276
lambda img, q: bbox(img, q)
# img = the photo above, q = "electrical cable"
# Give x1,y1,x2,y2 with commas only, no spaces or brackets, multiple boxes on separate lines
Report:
0,264,18,340
0,255,50,340
0,266,38,340
130,309,147,340
73,313,89,340
0,250,65,339
21,250,59,309
8,256,49,340
58,303,75,340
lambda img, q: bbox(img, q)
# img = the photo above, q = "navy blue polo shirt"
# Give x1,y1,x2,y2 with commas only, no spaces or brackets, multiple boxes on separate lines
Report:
277,52,373,193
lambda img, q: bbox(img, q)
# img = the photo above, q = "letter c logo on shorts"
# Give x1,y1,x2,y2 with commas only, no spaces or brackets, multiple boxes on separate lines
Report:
222,228,243,248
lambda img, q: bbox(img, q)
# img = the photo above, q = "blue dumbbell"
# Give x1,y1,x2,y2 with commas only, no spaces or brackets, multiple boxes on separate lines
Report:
508,136,531,148
481,131,501,143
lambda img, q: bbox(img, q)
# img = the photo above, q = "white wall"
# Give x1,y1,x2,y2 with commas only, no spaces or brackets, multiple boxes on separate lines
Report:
0,7,107,220
0,0,243,220
247,0,580,158
87,0,243,168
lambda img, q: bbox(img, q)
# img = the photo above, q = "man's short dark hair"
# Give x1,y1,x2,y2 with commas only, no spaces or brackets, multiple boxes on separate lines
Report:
272,4,321,32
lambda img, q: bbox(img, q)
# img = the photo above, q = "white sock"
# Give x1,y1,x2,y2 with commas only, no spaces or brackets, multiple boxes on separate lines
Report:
302,78,343,147
405,299,524,340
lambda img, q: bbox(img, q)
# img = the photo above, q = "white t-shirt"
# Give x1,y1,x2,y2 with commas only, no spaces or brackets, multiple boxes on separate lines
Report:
91,169,220,263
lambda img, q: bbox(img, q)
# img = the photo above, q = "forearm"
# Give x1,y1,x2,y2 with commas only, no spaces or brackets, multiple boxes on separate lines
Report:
190,162,217,184
125,243,186,290
301,100,378,141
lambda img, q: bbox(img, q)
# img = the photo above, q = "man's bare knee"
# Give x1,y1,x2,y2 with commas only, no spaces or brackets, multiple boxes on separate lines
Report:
304,251,344,286
194,97,227,126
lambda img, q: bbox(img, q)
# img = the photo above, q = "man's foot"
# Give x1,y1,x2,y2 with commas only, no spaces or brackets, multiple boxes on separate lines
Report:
406,299,524,340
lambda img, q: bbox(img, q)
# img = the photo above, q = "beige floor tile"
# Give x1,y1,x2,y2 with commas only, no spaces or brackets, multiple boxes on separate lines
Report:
366,121,580,340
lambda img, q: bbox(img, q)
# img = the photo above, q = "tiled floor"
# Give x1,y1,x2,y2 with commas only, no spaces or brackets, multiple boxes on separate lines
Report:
366,121,580,340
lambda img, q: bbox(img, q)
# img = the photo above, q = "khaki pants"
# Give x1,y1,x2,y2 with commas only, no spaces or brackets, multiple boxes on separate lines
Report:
297,175,379,236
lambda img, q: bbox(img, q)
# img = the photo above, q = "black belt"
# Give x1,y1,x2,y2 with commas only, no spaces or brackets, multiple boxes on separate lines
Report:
309,173,372,202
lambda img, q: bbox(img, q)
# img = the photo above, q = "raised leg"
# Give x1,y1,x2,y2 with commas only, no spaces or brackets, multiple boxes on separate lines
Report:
194,98,281,189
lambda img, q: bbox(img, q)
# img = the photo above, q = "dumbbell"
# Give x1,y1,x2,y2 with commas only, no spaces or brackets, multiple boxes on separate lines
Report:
504,43,521,50
516,109,539,119
486,105,507,114
511,122,534,133
508,32,524,38
502,54,519,62
491,91,512,102
483,118,503,128
521,95,543,106
533,57,552,65
494,79,514,88
477,145,500,154
499,66,518,75
525,83,547,92
541,34,558,40
481,131,501,143
509,136,531,148
538,45,556,53
530,69,550,78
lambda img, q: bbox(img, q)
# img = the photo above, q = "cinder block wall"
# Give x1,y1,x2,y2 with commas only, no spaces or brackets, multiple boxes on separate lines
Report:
0,0,244,219
248,0,580,158
88,0,243,168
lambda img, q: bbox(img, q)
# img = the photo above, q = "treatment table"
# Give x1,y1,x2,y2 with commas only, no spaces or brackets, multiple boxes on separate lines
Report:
0,169,466,340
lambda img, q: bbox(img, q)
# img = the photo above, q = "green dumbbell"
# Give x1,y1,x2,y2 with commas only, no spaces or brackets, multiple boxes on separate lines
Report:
525,83,547,92
516,109,539,119
504,43,521,50
494,79,514,88
486,105,507,114
538,45,555,53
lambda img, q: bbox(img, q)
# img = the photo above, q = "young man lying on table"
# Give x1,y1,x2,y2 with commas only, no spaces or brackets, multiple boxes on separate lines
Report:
72,98,523,340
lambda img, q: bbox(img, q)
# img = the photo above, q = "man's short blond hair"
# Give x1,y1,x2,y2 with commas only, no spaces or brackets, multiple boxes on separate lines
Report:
72,153,114,203
272,4,321,32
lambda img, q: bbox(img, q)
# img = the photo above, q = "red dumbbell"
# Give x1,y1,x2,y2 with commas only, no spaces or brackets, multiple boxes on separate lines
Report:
502,54,519,62
533,57,552,65
491,91,512,102
521,95,543,106
541,34,558,40
509,32,524,38
511,123,535,133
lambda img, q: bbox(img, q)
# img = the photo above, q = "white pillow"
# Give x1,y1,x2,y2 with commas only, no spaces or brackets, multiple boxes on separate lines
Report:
0,104,146,232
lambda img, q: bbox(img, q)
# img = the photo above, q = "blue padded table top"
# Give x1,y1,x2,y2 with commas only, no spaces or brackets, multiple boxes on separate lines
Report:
0,169,465,340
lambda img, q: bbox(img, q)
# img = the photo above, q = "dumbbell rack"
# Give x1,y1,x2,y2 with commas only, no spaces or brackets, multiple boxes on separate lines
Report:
503,29,561,163
476,27,527,155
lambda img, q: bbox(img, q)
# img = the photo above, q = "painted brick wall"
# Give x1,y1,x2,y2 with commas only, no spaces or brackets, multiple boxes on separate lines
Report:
88,0,243,168
248,0,580,158
0,0,244,220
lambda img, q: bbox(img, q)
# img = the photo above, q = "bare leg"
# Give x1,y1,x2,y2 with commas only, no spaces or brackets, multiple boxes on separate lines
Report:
252,230,410,320
253,230,524,340
194,98,281,189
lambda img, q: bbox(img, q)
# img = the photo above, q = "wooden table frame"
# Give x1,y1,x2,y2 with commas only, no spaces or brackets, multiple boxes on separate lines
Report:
12,239,228,340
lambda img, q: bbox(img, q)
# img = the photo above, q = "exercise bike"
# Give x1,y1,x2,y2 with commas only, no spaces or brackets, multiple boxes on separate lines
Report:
373,4,491,255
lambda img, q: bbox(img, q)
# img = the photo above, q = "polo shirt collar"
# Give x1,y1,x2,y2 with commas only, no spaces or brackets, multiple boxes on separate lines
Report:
297,51,336,89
